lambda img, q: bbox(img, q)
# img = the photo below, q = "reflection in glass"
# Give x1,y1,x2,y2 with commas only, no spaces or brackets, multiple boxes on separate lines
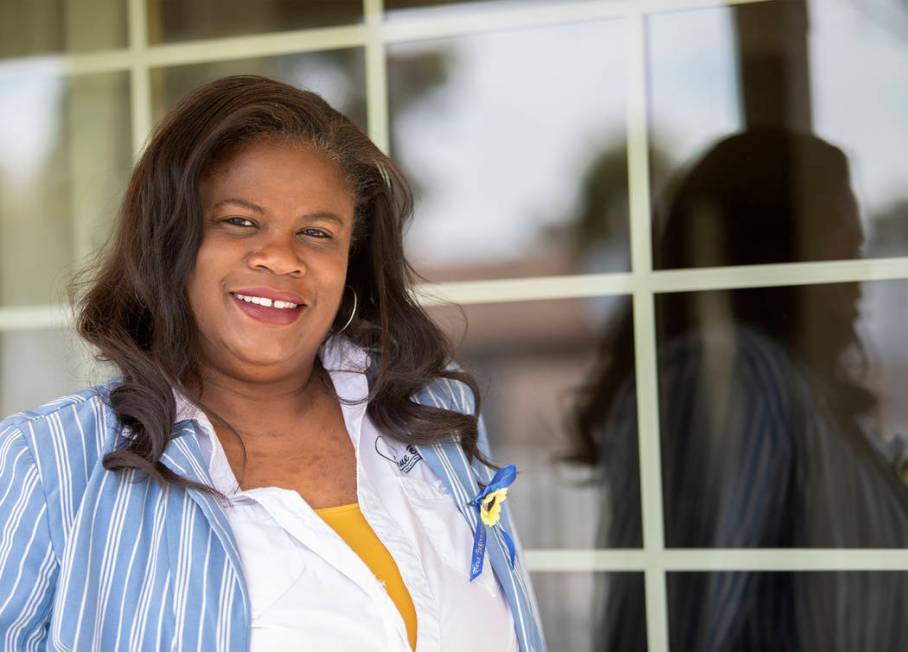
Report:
646,6,742,202
428,297,631,549
0,71,132,306
385,0,597,20
653,130,863,268
146,0,362,43
386,0,492,10
809,0,908,258
532,572,645,652
150,50,367,133
388,19,627,281
0,0,127,59
668,572,908,652
648,0,908,265
0,329,101,416
568,128,908,650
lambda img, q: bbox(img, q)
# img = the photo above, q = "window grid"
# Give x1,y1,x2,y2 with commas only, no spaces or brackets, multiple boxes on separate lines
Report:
0,0,777,81
8,257,908,329
625,8,670,649
128,0,152,157
2,1,907,650
525,549,908,572
364,0,391,153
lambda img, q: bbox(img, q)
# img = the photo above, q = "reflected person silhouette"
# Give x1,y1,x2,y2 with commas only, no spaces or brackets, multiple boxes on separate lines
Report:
568,128,908,652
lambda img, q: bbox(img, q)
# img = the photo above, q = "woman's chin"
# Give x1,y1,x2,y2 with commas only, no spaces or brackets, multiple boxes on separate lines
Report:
223,344,314,378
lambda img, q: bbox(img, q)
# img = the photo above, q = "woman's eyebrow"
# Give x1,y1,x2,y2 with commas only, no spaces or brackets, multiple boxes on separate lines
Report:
210,198,344,225
210,198,264,214
306,211,344,226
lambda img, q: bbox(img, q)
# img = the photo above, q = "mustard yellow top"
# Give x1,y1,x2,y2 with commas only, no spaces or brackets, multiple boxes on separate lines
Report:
315,502,417,650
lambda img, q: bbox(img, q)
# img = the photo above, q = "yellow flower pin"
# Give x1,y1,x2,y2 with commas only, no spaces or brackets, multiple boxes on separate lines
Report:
469,464,518,581
479,487,509,526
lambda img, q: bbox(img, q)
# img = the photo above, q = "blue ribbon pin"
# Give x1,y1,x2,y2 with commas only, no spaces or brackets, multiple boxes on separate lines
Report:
468,464,518,581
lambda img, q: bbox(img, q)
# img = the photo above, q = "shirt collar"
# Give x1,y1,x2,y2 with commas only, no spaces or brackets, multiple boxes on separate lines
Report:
319,332,371,376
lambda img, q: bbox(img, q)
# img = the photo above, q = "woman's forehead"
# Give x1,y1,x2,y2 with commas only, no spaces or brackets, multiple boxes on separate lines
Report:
201,139,354,211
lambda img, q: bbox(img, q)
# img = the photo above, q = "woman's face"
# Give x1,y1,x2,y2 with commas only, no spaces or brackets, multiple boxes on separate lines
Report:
187,138,355,383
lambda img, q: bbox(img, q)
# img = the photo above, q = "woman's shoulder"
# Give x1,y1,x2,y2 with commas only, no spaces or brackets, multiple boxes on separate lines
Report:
0,381,115,432
355,337,477,416
415,364,477,416
349,337,476,416
0,380,121,468
658,323,806,400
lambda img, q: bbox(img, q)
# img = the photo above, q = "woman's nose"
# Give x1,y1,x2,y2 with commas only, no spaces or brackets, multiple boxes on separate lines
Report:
246,236,306,277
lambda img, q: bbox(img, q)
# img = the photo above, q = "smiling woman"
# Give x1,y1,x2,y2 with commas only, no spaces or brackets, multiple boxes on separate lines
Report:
0,76,545,652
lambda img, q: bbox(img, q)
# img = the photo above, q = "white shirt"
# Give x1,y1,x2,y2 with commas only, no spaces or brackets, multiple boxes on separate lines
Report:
174,335,519,652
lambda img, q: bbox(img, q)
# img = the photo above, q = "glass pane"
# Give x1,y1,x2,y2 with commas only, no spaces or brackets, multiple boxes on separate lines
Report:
0,71,132,306
385,0,599,20
810,0,908,259
0,329,106,416
668,571,908,652
646,7,742,206
0,0,127,59
150,49,368,134
643,279,908,548
147,0,362,44
647,0,908,268
534,572,647,652
388,19,628,282
429,296,639,548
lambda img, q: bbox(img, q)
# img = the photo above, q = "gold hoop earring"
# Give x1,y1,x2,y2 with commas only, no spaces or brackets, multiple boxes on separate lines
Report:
335,286,358,335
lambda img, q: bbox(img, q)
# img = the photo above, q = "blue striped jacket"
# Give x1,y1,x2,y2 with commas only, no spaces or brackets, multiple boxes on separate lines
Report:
0,376,545,651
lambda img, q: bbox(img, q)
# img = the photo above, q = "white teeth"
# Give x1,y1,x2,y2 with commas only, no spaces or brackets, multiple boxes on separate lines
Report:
233,293,299,310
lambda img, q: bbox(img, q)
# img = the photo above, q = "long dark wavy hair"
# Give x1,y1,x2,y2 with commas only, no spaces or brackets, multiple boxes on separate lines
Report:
73,75,486,493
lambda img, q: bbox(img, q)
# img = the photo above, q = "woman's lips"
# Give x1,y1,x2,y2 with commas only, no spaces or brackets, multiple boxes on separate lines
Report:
230,294,304,325
232,287,307,305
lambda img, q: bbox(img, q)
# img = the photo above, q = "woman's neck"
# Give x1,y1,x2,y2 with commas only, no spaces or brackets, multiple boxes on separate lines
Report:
192,356,332,440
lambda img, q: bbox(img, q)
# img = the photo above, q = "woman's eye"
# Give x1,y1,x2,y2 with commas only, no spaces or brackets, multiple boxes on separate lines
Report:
300,227,332,239
222,217,256,227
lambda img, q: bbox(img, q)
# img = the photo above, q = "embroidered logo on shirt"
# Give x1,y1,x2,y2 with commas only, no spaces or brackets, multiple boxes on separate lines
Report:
374,436,423,474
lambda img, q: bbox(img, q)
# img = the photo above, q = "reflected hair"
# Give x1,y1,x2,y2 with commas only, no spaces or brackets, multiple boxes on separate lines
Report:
567,128,874,466
73,75,487,493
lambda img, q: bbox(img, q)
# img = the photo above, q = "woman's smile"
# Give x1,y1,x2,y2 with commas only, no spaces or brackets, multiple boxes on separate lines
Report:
229,287,309,325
